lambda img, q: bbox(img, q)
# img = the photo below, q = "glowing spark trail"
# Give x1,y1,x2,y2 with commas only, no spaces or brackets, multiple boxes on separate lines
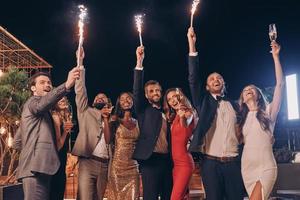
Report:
190,0,200,27
135,15,144,46
77,5,87,66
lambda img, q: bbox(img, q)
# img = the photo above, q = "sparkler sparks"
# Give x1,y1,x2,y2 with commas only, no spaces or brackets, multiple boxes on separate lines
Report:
135,14,144,46
77,5,87,66
190,0,200,27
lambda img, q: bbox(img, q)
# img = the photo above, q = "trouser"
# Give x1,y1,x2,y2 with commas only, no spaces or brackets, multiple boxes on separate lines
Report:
139,153,173,200
77,157,109,200
50,163,66,200
22,173,51,200
201,158,245,200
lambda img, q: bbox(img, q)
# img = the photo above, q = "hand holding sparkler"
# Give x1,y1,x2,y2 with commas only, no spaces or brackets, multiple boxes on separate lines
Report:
76,47,85,68
187,27,197,53
135,14,144,46
77,5,87,67
190,0,200,28
136,46,145,69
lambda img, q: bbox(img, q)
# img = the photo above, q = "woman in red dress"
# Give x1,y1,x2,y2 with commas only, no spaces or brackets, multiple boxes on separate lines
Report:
164,88,198,200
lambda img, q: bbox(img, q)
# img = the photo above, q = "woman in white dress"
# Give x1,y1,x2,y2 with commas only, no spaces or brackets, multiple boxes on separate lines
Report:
238,41,284,200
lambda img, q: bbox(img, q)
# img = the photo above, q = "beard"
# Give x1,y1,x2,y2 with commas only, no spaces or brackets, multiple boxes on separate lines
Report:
93,102,106,110
148,99,161,107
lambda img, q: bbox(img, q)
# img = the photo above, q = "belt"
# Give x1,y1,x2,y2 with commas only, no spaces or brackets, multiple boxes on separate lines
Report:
204,155,237,163
90,155,109,163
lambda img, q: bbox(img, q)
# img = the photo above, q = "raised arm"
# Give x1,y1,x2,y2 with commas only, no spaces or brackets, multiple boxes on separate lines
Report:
187,27,202,107
75,48,89,112
133,46,146,114
28,66,79,115
269,41,284,122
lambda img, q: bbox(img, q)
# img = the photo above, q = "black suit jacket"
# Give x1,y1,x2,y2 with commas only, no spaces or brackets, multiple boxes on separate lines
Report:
132,69,171,160
188,56,239,152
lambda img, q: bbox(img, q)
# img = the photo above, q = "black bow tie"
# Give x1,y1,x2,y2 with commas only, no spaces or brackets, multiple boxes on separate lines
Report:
216,95,226,102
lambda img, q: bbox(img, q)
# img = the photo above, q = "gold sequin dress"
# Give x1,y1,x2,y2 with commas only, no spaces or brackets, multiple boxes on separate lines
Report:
107,123,140,200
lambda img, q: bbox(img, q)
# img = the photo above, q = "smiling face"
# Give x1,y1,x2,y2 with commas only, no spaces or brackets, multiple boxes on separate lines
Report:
242,85,259,103
93,93,108,105
206,72,225,95
166,90,181,111
30,75,53,96
145,84,162,104
57,97,68,110
119,93,133,110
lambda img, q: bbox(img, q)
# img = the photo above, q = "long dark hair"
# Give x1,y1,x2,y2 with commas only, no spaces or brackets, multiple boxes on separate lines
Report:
238,85,271,139
163,88,195,123
110,92,135,143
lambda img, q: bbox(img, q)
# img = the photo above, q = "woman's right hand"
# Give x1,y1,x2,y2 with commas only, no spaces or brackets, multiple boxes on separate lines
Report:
271,41,280,58
63,121,74,134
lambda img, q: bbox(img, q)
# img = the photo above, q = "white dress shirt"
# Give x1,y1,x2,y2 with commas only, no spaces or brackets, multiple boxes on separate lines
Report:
92,121,109,159
203,94,239,157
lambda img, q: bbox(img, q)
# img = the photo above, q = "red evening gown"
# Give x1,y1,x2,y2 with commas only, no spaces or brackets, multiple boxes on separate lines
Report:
171,115,195,200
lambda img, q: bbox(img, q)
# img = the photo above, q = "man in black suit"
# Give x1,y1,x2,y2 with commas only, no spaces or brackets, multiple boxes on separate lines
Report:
132,46,173,200
187,27,244,200
17,67,80,200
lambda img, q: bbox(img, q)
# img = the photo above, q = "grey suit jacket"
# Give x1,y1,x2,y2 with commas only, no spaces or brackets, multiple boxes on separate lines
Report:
72,69,108,158
16,84,69,179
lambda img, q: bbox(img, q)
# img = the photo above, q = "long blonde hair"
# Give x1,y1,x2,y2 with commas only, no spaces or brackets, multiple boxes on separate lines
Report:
52,97,72,123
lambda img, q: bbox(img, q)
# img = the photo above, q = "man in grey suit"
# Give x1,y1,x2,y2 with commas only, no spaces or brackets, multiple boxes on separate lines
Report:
72,48,112,200
17,67,80,200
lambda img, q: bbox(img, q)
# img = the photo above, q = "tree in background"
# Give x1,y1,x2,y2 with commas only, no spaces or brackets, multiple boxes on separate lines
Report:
0,67,30,184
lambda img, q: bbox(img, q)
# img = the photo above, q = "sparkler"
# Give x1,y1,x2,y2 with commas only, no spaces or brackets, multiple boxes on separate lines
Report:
135,15,144,46
190,0,200,28
77,5,87,66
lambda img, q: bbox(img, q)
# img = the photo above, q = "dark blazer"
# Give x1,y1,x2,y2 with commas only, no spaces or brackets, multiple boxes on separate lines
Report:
16,84,68,179
188,56,239,152
132,69,171,160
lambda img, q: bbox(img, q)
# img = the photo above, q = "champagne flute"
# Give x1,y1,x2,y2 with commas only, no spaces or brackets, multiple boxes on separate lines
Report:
66,102,74,152
269,23,277,41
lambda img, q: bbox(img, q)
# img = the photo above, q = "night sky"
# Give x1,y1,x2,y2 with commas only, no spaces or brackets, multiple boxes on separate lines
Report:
1,0,300,113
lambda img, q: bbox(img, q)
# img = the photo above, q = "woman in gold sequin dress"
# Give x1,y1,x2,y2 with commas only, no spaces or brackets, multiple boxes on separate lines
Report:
104,92,140,200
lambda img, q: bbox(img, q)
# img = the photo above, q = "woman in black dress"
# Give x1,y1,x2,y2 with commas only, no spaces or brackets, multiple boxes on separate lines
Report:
50,96,73,200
